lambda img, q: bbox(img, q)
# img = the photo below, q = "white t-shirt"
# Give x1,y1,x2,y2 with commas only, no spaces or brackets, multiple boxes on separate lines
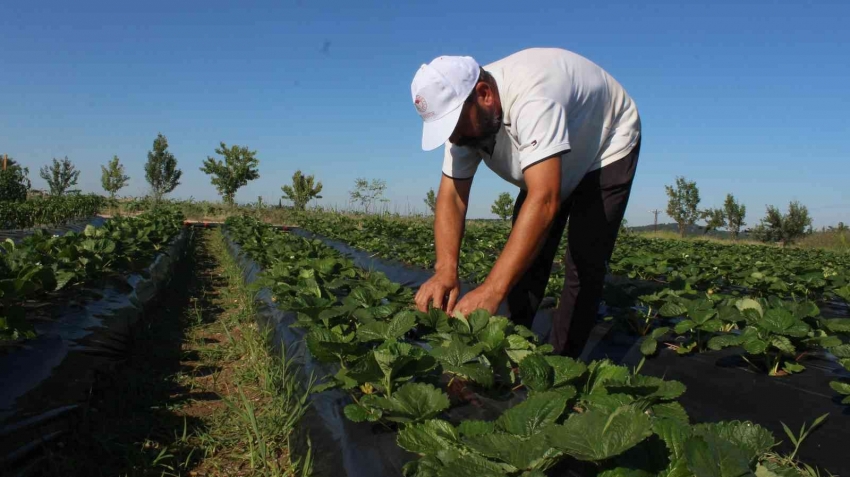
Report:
442,48,641,200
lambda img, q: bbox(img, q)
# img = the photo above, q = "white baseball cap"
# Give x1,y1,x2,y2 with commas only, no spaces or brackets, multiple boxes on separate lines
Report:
411,55,480,151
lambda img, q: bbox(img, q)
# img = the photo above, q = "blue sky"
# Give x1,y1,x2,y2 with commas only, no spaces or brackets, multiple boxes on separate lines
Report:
1,0,848,227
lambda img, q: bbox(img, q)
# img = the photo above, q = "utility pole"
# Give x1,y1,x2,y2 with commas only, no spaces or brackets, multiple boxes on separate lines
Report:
2,154,7,171
650,209,661,234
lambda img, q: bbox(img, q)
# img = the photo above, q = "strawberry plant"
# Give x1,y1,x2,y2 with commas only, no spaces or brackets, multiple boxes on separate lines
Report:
0,207,184,341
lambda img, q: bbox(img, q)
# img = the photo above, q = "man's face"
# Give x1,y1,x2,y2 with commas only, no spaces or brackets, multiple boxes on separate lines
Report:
449,84,502,149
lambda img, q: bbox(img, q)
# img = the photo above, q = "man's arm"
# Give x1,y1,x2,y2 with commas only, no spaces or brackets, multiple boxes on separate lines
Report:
414,173,472,312
481,156,562,303
483,157,561,297
434,173,472,276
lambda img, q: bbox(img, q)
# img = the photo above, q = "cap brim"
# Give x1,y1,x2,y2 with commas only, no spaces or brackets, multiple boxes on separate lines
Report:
421,104,464,151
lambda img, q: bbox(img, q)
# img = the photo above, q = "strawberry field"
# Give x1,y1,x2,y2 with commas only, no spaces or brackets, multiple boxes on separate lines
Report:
1,209,847,476
219,214,850,476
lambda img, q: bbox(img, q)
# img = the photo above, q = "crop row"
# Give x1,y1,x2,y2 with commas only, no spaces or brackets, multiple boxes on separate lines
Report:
224,215,829,476
288,212,850,402
0,207,185,341
291,213,850,305
0,194,106,230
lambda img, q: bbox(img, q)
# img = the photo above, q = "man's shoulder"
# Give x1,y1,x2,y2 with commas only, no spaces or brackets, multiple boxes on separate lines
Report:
485,47,575,69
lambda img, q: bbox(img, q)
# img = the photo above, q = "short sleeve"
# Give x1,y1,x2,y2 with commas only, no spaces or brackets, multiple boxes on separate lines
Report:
514,98,571,171
441,142,482,179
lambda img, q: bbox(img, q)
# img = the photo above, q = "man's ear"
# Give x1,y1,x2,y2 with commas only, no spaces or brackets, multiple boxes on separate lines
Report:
476,82,494,107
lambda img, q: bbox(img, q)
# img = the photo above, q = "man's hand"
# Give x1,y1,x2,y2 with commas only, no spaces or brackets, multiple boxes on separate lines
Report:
415,272,461,313
453,284,503,316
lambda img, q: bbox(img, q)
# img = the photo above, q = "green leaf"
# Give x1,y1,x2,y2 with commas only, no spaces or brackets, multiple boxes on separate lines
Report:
683,435,752,477
743,339,769,355
370,382,450,423
496,391,568,437
653,418,693,459
760,308,799,335
467,309,491,334
545,406,653,461
344,403,381,422
828,380,850,396
735,298,763,317
444,363,495,388
674,320,695,335
649,326,671,340
707,334,741,351
519,354,554,392
822,319,850,333
431,337,484,367
398,419,459,455
782,362,805,374
686,299,717,324
418,308,452,333
387,311,417,339
356,321,390,342
598,468,655,477
463,432,554,471
692,421,776,458
640,338,658,356
477,322,507,352
585,360,630,394
651,402,690,423
458,420,496,437
544,355,587,386
828,344,850,358
770,336,796,355
432,448,508,477
659,302,688,318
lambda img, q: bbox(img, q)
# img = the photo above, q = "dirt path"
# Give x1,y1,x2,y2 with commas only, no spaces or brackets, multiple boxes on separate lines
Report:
29,229,312,477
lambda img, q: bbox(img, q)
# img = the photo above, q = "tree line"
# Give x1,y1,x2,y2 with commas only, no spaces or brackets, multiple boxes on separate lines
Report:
665,176,816,246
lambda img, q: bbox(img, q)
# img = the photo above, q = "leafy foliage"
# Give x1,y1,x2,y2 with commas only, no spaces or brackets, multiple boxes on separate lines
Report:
349,177,388,213
1,207,184,340
0,194,106,229
200,142,260,205
100,155,130,200
751,201,813,246
723,194,747,240
39,156,80,196
281,170,322,210
224,215,831,477
0,157,31,202
144,133,182,202
424,188,437,214
665,176,702,237
491,192,514,221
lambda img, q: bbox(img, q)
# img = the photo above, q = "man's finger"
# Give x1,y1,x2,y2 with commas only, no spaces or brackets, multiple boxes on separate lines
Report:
446,288,459,314
415,287,428,312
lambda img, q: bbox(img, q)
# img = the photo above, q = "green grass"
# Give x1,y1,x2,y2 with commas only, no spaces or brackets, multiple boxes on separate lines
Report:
29,229,313,477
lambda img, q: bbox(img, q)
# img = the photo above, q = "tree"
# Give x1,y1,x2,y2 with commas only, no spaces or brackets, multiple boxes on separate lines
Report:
349,178,388,214
39,156,80,196
100,155,130,200
200,142,260,205
751,201,812,246
281,170,323,210
0,157,31,202
723,194,747,240
491,192,514,221
665,176,702,237
424,188,437,214
144,133,182,202
702,208,726,234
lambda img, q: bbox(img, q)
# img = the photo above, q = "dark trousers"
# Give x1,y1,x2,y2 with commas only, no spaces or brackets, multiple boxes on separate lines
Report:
507,138,640,357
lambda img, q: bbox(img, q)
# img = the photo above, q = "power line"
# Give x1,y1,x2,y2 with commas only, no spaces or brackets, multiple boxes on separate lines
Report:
649,209,661,234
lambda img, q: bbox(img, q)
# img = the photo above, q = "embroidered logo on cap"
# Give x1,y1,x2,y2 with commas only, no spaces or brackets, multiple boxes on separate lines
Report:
414,95,428,113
